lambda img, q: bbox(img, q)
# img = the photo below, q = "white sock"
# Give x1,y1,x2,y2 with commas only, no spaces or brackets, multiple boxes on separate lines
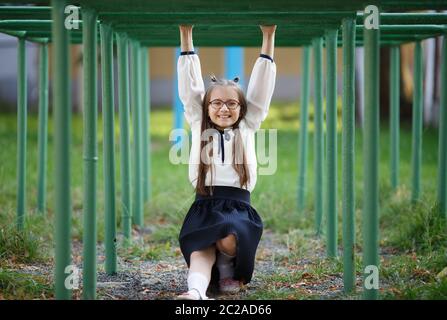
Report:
216,251,235,280
187,272,209,299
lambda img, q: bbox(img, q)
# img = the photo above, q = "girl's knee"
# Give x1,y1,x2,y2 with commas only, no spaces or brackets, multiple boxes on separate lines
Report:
216,233,237,256
190,245,216,261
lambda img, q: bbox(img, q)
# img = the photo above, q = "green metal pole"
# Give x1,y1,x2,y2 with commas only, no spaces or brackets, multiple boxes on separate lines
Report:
439,37,447,218
342,17,356,293
116,32,132,241
51,0,72,300
100,23,117,275
16,37,26,230
312,37,324,236
82,8,98,299
137,41,144,226
326,29,338,258
297,46,310,212
390,46,400,190
145,49,152,202
141,46,150,203
131,40,143,227
363,20,380,301
37,42,48,214
411,41,423,203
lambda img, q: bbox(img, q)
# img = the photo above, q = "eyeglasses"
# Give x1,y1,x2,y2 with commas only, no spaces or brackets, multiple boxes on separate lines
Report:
209,99,240,110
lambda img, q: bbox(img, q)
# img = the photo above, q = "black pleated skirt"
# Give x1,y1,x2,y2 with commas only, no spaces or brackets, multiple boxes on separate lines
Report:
178,186,263,285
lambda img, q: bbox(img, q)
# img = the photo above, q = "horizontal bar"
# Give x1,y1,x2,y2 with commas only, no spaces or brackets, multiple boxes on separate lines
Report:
0,28,437,47
72,0,447,12
357,12,447,24
0,19,83,30
2,19,446,36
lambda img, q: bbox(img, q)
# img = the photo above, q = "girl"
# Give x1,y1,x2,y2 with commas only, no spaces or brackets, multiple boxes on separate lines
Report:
177,24,276,300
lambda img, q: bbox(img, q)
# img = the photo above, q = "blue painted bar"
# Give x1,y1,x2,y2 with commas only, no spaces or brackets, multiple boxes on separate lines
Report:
225,47,244,87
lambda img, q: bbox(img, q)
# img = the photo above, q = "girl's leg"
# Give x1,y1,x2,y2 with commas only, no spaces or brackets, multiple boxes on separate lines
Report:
189,245,216,279
216,233,237,256
215,234,241,293
181,245,216,299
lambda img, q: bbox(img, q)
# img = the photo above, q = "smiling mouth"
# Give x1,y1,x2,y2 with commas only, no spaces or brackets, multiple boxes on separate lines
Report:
217,115,231,119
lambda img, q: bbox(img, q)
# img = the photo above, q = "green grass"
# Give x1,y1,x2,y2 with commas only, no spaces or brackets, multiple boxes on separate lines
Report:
118,239,175,261
0,209,50,265
0,269,53,299
0,100,445,299
381,193,446,253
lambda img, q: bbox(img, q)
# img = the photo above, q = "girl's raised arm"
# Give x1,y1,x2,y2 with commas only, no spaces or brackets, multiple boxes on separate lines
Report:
180,25,194,52
260,25,276,59
178,25,205,125
244,25,277,130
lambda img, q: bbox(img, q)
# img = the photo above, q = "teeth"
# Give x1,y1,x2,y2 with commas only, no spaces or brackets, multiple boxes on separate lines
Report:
218,115,230,118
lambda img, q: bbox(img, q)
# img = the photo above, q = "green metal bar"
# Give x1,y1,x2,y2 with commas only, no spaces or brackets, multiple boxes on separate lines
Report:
439,36,447,218
312,37,324,236
16,37,26,231
131,40,143,227
37,37,438,47
104,11,447,26
140,47,149,203
362,19,380,301
411,41,423,203
24,37,51,44
342,17,356,293
390,46,400,190
5,13,447,30
82,8,98,300
1,28,438,47
21,1,447,11
357,25,447,33
101,10,351,16
116,32,132,241
136,40,144,225
114,24,447,33
0,6,52,18
141,47,151,203
0,6,345,16
297,46,311,212
357,12,447,25
16,29,433,41
147,49,153,203
37,42,49,214
6,23,444,36
85,1,447,11
326,28,338,258
0,29,26,38
100,23,117,275
52,0,72,300
3,15,447,47
0,20,82,29
2,7,445,24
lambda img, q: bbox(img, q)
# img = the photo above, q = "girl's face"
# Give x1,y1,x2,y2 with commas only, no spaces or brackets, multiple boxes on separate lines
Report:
208,86,241,130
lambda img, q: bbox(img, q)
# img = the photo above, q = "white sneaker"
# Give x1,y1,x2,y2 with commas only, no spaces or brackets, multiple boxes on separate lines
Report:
176,289,214,300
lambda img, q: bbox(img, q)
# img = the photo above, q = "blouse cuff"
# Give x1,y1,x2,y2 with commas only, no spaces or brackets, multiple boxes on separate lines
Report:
259,54,274,62
180,51,195,56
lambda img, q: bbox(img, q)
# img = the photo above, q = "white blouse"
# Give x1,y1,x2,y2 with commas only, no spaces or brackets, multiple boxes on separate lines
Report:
177,52,276,192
